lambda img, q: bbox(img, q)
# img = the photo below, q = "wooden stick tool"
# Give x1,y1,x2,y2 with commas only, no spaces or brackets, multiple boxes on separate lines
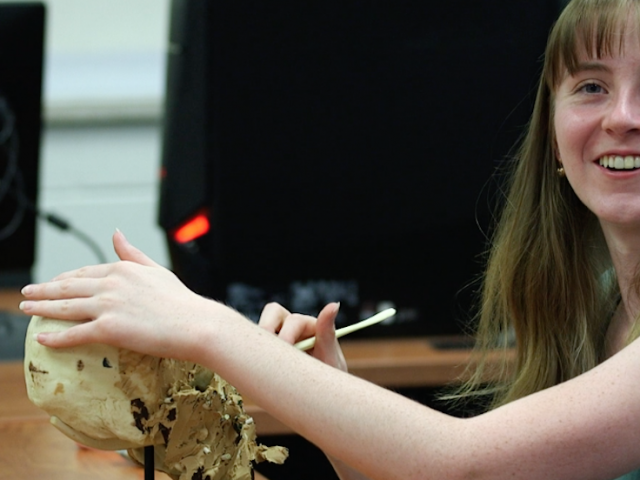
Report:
294,307,396,351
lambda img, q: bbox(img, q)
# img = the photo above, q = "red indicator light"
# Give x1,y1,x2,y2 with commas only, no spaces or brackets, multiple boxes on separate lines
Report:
173,212,210,244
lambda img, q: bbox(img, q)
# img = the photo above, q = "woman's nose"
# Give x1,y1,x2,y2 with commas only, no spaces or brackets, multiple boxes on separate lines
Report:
602,89,640,135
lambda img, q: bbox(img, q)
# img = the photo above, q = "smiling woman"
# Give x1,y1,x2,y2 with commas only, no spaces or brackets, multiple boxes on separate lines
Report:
453,0,640,412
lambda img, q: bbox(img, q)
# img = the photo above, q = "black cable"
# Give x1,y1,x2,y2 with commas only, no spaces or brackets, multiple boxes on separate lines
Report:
3,180,109,264
12,187,109,264
0,94,109,264
40,211,108,264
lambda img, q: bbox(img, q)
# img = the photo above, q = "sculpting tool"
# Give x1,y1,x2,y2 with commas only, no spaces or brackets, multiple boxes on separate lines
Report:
294,308,396,351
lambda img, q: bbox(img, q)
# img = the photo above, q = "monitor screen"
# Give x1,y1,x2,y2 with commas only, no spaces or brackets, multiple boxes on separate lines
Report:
0,3,45,288
160,1,560,337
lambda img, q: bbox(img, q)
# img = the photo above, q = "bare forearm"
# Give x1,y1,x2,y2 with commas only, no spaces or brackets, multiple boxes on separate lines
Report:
189,301,640,480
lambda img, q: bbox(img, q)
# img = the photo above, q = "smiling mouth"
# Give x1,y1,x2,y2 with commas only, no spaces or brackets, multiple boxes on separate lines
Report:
599,155,640,170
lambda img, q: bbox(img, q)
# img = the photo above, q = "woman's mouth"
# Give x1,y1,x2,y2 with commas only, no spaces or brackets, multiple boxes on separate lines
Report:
598,155,640,170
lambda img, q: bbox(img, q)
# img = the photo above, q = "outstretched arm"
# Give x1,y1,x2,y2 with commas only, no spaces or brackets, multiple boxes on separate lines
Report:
20,232,640,480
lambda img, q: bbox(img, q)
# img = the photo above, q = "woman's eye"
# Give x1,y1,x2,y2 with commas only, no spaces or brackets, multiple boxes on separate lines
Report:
580,82,604,94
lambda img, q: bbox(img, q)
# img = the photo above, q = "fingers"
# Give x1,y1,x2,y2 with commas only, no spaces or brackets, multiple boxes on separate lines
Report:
311,303,347,371
259,301,347,369
278,313,317,344
48,264,113,283
21,276,104,320
21,277,102,301
258,302,324,345
20,297,99,321
316,302,340,342
113,230,160,267
36,321,100,348
258,302,291,333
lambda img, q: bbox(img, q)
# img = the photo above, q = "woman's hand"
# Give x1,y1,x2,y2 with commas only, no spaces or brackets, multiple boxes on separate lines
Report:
19,230,221,362
258,302,347,372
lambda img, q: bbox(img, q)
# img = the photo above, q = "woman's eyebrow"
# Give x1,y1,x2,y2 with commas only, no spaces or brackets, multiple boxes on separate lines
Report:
572,61,612,74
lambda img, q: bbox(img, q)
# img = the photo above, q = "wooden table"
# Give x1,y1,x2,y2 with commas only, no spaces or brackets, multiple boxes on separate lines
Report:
0,402,269,480
0,288,22,313
0,416,173,480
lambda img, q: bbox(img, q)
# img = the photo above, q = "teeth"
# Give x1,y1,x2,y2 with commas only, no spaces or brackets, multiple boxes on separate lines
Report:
599,155,640,169
626,156,635,169
616,156,624,169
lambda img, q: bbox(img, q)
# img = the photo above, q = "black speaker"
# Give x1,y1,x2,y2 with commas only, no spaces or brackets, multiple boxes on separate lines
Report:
159,1,560,337
0,3,45,288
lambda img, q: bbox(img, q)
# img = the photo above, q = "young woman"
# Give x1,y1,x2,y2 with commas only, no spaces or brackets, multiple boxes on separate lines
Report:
19,0,640,478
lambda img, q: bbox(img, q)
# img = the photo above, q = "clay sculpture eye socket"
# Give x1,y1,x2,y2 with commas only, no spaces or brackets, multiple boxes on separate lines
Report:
24,316,288,480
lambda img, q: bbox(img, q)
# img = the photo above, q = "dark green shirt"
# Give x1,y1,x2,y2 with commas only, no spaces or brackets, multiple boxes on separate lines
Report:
617,471,640,479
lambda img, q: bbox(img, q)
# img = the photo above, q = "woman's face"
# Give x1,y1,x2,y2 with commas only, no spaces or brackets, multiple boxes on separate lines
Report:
554,30,640,230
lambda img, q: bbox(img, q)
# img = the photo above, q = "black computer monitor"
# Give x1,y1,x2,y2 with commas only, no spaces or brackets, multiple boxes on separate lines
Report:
0,3,45,288
159,0,561,338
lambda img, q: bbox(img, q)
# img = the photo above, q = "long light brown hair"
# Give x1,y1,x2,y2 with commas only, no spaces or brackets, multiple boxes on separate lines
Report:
453,0,640,411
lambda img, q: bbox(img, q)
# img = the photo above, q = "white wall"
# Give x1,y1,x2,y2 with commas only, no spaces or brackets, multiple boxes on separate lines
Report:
1,0,172,281
41,0,169,122
36,123,168,281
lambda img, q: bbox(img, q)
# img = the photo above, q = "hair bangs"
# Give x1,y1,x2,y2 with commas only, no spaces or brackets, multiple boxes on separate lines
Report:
545,0,640,88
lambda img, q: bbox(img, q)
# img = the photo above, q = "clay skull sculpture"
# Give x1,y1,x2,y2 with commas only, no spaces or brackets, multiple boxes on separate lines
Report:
24,316,287,480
